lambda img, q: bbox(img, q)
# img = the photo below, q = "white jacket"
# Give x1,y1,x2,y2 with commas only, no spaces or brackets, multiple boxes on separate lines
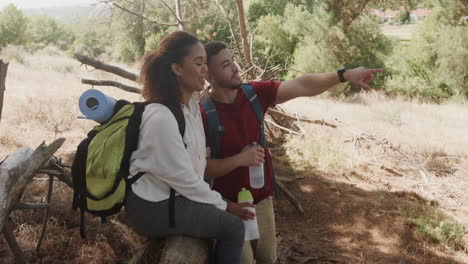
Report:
128,95,227,210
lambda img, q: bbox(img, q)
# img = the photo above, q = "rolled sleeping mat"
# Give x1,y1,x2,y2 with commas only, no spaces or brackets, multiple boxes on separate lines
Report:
78,89,116,124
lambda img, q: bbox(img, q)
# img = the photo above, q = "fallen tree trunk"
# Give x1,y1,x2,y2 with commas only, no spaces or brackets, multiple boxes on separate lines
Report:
0,138,65,232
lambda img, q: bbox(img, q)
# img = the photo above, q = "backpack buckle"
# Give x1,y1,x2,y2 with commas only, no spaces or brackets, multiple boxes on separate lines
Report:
217,125,225,136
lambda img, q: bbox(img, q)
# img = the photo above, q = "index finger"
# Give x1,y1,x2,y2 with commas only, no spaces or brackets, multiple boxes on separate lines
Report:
368,68,383,73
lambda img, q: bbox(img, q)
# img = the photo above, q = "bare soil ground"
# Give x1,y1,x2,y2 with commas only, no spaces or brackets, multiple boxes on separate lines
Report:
0,49,466,263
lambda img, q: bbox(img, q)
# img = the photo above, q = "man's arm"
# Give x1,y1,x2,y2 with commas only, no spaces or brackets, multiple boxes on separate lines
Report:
205,145,265,179
275,67,383,105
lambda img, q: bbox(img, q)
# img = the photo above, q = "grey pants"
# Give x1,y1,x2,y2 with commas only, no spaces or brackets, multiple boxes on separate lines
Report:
125,190,245,264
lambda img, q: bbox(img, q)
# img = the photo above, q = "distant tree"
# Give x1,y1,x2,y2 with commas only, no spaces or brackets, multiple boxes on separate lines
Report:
71,30,106,58
0,4,28,48
26,16,75,50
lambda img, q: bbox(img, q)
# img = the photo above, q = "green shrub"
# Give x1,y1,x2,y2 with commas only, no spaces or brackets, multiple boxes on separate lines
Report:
0,4,28,48
289,11,391,95
26,16,75,51
384,7,467,101
402,205,465,250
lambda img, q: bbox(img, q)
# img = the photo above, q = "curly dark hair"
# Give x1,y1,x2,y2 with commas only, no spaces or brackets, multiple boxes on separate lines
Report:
140,31,200,103
204,41,227,65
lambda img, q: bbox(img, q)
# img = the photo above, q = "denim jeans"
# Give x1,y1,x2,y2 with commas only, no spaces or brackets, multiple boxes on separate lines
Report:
125,190,245,264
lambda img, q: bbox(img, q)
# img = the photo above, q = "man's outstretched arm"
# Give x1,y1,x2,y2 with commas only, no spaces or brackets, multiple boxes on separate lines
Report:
275,67,383,105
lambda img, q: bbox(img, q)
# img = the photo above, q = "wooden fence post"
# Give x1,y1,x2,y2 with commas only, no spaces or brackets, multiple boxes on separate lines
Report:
0,59,9,124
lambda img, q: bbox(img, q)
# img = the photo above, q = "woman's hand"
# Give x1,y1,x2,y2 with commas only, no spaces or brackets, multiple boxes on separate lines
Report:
236,145,265,167
227,202,256,221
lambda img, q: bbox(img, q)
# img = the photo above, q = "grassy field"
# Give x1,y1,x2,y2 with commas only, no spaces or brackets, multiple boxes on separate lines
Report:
0,48,466,263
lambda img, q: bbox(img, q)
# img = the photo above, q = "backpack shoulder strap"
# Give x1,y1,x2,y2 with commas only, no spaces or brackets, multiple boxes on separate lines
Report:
241,83,279,195
161,101,186,143
159,101,186,228
200,96,222,157
241,83,265,147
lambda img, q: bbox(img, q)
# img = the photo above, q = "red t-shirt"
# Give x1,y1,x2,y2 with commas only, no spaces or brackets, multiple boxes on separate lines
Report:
200,81,280,204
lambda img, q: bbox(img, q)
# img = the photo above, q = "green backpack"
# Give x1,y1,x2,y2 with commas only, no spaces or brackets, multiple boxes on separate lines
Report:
71,100,185,238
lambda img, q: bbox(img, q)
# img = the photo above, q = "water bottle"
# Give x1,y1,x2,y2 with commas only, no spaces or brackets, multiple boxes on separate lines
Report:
249,142,264,189
238,188,259,240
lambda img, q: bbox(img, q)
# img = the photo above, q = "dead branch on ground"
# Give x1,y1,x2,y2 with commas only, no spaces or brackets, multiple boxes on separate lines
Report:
276,180,304,215
268,108,337,128
0,139,65,263
74,54,139,82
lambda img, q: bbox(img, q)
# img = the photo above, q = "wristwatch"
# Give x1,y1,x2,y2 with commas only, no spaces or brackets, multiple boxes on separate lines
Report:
337,66,347,82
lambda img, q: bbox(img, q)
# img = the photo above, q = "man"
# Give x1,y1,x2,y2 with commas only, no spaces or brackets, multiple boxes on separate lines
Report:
201,41,382,264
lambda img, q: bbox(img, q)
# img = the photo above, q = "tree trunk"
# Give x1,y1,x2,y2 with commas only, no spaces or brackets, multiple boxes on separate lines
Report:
175,0,184,31
0,59,9,125
214,0,243,60
234,0,254,79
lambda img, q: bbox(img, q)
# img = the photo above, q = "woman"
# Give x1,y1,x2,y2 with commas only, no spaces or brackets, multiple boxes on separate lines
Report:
124,31,252,264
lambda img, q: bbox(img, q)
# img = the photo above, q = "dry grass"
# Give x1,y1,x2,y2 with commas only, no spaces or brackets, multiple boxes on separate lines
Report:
283,92,468,156
281,92,468,260
0,46,141,159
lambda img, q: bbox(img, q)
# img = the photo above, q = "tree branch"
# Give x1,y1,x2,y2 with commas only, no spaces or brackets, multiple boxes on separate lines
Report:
158,0,184,30
74,54,139,82
213,0,243,59
81,79,141,94
2,222,27,264
265,119,303,136
276,180,304,215
14,202,49,210
111,2,179,27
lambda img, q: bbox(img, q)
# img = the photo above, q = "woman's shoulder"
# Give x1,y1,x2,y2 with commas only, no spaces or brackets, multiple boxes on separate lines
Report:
142,103,178,127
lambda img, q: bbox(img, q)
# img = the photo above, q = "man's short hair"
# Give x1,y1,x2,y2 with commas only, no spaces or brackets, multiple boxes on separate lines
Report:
204,41,227,64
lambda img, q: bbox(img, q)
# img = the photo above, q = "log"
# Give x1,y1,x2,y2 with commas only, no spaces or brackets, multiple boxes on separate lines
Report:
81,79,141,94
74,54,139,82
160,236,209,264
129,236,209,264
0,138,65,232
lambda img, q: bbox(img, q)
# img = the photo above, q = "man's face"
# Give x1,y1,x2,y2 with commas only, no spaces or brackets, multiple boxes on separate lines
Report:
206,48,242,89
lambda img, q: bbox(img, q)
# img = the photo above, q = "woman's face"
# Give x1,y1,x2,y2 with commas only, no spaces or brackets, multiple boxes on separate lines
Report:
172,42,208,97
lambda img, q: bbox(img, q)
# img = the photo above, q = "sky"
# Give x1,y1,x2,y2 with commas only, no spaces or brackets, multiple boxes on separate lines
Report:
0,0,96,9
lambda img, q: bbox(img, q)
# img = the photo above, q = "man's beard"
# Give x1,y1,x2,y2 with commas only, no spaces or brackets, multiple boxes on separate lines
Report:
229,82,242,90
